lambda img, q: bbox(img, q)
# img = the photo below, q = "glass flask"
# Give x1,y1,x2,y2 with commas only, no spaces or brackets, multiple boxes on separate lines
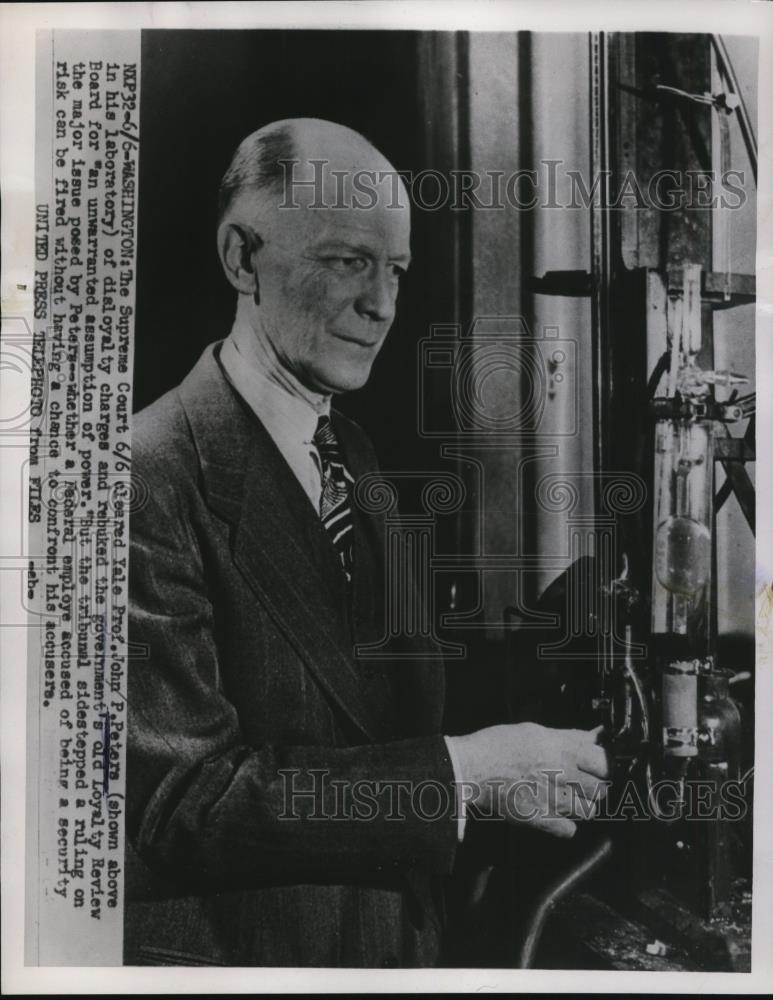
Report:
652,419,714,635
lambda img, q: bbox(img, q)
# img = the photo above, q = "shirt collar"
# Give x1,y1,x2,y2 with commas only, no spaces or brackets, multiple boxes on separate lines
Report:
221,316,331,446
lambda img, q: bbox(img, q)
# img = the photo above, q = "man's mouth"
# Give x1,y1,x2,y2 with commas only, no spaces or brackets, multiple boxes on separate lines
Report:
331,332,380,348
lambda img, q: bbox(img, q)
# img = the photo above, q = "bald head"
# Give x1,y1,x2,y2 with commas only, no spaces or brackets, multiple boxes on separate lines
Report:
217,120,295,222
219,117,409,226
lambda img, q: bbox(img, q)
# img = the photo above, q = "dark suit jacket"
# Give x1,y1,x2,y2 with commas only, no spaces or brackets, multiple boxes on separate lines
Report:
124,343,458,967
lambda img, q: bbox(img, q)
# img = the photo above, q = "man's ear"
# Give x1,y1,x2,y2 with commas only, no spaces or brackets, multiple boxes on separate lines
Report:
217,222,263,301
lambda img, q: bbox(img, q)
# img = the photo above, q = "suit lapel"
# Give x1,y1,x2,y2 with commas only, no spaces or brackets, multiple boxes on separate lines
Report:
178,344,393,744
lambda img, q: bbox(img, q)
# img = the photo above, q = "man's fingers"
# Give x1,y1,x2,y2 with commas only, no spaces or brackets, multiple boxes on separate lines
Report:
559,779,607,818
565,725,603,742
565,770,610,805
573,741,611,779
533,816,577,839
566,784,604,819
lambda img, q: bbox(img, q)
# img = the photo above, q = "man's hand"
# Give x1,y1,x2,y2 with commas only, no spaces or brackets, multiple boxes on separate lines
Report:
447,723,610,839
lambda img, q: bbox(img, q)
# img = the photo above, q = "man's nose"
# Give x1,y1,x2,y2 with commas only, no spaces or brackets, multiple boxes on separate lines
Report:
354,267,397,323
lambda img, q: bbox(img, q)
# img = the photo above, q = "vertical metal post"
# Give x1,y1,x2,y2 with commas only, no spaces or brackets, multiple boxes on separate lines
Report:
589,33,613,510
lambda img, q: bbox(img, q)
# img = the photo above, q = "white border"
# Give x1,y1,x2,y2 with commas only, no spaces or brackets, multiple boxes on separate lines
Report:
1,1,772,993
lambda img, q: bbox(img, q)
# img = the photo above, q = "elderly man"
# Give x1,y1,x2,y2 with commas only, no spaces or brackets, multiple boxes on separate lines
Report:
124,118,608,967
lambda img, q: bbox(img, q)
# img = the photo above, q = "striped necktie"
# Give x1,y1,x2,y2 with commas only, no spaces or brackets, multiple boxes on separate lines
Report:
313,415,354,584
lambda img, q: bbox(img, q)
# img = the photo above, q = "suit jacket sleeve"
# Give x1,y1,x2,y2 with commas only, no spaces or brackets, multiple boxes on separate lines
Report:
127,428,458,892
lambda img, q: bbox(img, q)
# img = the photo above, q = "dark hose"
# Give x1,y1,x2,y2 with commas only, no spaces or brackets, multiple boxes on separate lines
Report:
517,835,614,968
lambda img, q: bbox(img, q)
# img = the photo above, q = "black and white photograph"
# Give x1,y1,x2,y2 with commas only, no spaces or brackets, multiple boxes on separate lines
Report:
1,1,772,993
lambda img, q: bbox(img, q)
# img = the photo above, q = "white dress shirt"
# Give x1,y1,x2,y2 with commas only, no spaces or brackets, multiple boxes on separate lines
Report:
220,317,329,511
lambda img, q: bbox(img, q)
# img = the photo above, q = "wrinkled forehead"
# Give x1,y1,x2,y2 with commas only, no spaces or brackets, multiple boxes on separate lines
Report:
265,161,412,254
284,155,411,213
299,203,412,257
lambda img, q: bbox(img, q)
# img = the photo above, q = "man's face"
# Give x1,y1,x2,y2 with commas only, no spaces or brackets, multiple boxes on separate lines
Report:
253,194,411,395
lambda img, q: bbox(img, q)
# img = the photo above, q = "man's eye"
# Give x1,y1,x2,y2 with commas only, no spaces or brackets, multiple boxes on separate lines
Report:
389,264,407,279
327,256,367,272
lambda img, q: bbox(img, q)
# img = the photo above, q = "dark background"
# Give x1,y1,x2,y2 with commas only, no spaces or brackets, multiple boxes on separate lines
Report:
135,29,457,474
